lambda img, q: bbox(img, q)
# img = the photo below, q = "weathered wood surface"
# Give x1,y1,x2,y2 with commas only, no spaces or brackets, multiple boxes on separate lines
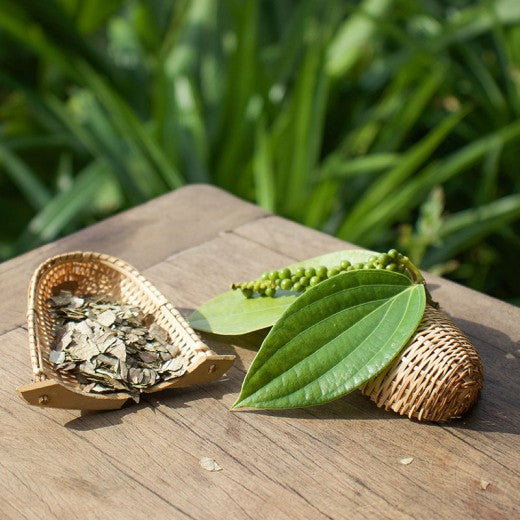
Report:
0,184,518,520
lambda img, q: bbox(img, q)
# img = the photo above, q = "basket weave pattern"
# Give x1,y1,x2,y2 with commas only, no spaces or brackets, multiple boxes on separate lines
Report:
28,251,210,392
361,305,483,422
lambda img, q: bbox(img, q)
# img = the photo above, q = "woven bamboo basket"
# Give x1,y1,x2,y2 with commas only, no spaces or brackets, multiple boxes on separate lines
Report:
361,305,483,422
17,251,235,410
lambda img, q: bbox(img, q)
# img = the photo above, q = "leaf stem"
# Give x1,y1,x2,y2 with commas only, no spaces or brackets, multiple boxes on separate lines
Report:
399,257,439,308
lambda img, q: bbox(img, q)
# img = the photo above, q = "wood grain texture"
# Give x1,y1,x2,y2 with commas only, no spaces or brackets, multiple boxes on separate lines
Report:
1,184,518,519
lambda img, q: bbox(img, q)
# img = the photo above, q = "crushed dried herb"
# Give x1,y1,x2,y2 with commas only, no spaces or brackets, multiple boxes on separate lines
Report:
48,290,188,399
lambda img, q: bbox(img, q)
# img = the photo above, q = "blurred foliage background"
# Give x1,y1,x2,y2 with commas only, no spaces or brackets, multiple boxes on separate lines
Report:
1,0,520,303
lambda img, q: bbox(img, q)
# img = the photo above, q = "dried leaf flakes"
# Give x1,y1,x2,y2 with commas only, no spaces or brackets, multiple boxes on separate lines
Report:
48,290,188,397
199,457,223,472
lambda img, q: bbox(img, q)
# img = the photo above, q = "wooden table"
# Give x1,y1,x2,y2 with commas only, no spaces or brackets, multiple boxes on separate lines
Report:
1,185,518,519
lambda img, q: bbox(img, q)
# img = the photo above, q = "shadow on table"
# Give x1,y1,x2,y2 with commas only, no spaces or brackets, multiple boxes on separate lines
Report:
65,314,519,434
199,312,520,433
64,377,234,431
234,393,410,424
440,316,519,436
63,372,396,432
65,390,403,435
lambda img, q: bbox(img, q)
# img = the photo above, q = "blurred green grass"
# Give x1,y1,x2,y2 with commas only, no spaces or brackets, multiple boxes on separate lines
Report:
1,0,519,303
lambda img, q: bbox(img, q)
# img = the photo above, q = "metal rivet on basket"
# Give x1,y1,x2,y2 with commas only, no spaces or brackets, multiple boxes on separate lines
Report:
38,395,49,405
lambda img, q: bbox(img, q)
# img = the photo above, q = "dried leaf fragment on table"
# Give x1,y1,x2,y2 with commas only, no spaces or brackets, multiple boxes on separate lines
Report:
199,457,223,472
480,479,490,490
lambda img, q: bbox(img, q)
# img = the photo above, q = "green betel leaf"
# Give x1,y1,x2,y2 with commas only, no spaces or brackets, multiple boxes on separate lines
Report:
233,270,426,410
188,249,378,335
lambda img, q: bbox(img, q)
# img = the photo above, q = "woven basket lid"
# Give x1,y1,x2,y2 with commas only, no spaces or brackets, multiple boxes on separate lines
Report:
361,305,483,422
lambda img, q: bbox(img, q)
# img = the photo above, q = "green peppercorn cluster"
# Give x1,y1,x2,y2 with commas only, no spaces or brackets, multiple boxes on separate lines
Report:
231,249,419,299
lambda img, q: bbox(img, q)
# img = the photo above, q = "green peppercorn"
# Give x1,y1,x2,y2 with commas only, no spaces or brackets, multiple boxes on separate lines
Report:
317,266,328,278
291,275,300,284
329,267,339,276
265,287,275,297
309,276,319,286
293,282,303,292
269,271,279,281
260,272,269,281
294,267,305,278
340,260,351,270
241,288,253,298
300,276,309,287
379,253,391,266
280,278,292,291
386,263,397,271
388,249,398,259
280,267,291,279
304,267,316,278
